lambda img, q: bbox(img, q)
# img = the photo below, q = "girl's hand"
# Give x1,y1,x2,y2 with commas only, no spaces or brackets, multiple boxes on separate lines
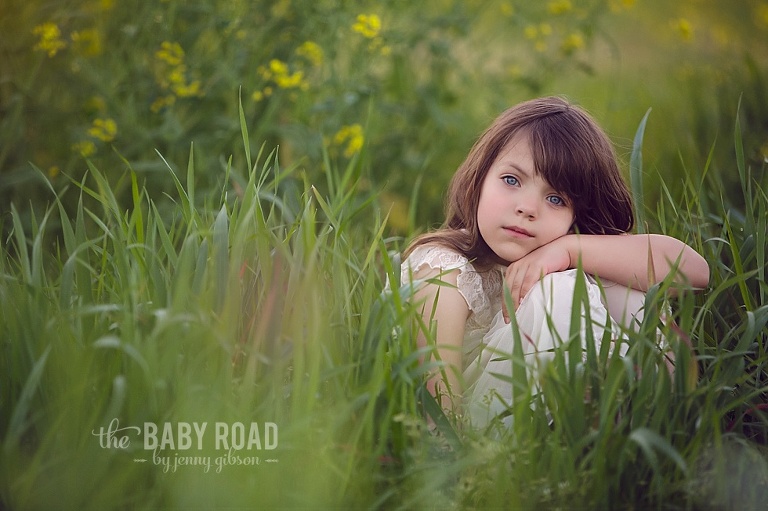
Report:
502,235,573,323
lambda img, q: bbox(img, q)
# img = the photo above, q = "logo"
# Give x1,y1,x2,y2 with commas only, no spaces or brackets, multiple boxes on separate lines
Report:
92,418,279,473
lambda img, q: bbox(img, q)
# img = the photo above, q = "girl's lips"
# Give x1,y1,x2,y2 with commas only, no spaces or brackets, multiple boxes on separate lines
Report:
503,226,533,238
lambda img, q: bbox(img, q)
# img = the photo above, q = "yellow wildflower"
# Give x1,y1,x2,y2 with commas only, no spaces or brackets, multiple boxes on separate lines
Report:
500,3,515,16
267,59,306,89
271,0,291,18
48,166,60,178
561,33,585,53
88,118,117,142
524,25,538,39
168,66,187,86
85,96,106,113
673,18,693,40
756,2,768,28
252,90,264,102
609,0,636,11
380,192,409,233
269,59,289,75
71,28,102,56
539,23,552,36
296,41,324,67
367,37,390,56
33,22,67,57
173,80,201,97
156,41,184,66
150,95,176,113
352,14,381,39
276,70,304,89
73,140,97,157
333,124,364,158
153,42,202,101
547,0,572,15
100,0,115,10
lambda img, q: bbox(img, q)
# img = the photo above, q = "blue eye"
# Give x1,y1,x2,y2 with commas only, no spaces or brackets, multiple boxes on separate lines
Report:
547,195,565,206
502,175,519,186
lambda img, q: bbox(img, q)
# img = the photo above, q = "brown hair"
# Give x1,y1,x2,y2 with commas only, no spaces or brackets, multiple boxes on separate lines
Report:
405,96,634,266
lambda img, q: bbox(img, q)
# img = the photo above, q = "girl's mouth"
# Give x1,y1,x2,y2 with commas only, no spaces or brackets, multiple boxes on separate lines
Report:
504,227,533,238
503,226,533,238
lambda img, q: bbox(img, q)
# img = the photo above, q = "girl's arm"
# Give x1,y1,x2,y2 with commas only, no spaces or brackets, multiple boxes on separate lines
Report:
409,266,470,413
504,233,710,314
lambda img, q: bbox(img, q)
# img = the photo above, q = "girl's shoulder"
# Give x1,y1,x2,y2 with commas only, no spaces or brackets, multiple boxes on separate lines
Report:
400,243,503,317
402,243,474,274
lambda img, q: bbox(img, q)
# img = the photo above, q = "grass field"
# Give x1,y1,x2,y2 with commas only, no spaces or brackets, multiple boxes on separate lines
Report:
2,1,768,509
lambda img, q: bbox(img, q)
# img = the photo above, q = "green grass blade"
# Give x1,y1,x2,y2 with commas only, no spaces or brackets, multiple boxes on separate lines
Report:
630,108,652,234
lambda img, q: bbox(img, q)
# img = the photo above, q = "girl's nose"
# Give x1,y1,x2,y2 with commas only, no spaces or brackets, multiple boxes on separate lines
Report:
515,199,537,218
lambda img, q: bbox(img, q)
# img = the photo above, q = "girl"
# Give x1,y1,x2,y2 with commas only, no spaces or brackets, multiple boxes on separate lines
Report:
400,96,709,428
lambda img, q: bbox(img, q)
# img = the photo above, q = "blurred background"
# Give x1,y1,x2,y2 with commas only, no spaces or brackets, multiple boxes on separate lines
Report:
1,0,767,233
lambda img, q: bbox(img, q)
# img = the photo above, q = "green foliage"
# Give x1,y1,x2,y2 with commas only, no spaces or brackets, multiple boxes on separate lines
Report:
12,0,766,234
2,1,768,509
1,102,767,509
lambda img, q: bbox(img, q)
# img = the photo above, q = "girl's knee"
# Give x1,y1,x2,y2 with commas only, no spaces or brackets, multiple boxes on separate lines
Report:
525,270,579,311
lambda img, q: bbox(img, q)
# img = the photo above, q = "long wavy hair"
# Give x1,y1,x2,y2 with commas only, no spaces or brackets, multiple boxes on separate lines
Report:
405,96,635,267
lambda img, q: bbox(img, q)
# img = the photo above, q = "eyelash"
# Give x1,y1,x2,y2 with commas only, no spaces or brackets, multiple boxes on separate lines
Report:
502,175,567,206
502,175,519,186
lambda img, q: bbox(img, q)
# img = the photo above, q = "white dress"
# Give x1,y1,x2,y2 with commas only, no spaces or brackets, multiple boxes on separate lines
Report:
400,244,646,429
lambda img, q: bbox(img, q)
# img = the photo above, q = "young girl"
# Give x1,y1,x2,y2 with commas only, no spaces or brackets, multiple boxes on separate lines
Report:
400,96,709,428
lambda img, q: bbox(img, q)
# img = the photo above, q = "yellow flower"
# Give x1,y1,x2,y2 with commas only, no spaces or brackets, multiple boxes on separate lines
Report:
609,0,636,11
71,28,102,56
269,59,288,75
352,14,381,39
296,41,324,67
156,41,184,66
276,71,305,89
673,18,693,40
154,42,202,98
267,59,307,89
85,96,106,113
150,95,176,112
88,118,117,142
168,66,187,85
33,22,67,57
48,166,60,178
547,0,572,15
500,3,515,16
380,192,409,233
73,140,96,157
539,23,552,36
756,2,768,28
333,124,364,158
252,90,264,102
561,33,585,53
524,25,538,39
366,37,390,56
173,80,201,97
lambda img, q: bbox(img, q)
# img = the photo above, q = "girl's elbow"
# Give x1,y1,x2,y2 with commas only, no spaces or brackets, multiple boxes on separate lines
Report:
687,253,710,290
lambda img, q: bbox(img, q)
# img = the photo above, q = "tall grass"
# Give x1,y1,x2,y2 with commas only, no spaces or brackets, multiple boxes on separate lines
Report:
1,108,767,510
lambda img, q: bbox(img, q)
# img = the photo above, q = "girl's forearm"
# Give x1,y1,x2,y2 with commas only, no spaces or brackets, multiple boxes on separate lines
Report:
565,233,710,291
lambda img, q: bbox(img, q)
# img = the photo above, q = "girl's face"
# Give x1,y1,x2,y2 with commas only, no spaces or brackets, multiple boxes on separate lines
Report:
477,132,574,265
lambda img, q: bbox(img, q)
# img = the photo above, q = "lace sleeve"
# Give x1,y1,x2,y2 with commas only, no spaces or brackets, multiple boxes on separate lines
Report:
400,245,488,314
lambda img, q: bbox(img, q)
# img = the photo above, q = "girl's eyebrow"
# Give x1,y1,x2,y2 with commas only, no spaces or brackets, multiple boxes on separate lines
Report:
505,164,533,178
